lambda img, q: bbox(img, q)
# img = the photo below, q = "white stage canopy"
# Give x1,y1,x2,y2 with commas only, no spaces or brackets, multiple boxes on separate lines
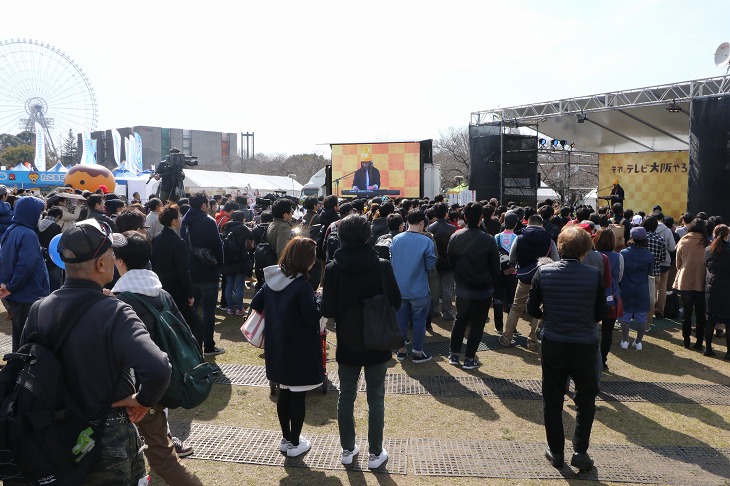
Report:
182,169,302,197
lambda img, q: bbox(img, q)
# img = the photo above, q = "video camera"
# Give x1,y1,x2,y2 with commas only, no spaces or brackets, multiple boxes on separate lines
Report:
167,152,198,169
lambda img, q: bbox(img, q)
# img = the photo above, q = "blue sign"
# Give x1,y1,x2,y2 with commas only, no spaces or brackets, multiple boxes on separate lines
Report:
0,170,67,187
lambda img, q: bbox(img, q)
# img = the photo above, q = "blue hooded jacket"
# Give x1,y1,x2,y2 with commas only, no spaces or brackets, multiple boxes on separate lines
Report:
0,200,13,236
0,197,49,303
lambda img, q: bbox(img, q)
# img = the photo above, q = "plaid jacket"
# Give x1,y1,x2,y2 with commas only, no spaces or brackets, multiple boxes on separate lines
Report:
645,232,667,276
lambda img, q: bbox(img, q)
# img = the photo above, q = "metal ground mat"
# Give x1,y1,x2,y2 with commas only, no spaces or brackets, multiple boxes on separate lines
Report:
177,424,729,484
214,364,730,405
182,423,408,474
408,439,730,485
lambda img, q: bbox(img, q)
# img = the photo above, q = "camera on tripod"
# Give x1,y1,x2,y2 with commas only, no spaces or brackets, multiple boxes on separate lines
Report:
167,152,198,169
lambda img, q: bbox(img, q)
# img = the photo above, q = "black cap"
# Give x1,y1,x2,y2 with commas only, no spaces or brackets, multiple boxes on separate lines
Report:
58,219,127,263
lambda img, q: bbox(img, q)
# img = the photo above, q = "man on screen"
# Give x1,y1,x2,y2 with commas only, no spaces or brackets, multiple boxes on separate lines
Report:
352,148,381,191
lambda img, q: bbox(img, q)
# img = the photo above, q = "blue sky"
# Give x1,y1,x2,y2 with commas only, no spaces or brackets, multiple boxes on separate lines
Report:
2,0,728,156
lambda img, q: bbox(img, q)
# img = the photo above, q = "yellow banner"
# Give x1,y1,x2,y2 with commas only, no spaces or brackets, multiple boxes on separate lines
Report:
599,151,688,218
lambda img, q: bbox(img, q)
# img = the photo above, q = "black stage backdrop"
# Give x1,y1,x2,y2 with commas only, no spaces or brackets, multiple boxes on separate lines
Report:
689,97,730,221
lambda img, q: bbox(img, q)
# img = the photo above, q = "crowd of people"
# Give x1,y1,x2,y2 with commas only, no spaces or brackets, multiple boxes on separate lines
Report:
0,181,728,481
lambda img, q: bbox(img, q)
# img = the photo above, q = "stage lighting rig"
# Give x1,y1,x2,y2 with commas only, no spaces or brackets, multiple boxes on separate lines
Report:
577,112,587,123
666,100,681,113
539,138,547,148
551,139,560,149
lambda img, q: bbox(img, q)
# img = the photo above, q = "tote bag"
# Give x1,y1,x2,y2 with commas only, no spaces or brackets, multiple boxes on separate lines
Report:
241,310,265,348
362,262,403,351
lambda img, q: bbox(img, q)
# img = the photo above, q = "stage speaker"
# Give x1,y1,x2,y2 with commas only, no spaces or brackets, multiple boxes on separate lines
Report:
468,124,501,201
688,97,730,222
420,139,433,165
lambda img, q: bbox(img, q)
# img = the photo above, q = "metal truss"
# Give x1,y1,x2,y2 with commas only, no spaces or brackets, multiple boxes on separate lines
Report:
471,76,730,125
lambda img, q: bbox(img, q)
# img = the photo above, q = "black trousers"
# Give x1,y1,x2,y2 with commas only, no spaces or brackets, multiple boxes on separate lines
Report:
681,290,706,343
450,296,491,358
541,337,599,455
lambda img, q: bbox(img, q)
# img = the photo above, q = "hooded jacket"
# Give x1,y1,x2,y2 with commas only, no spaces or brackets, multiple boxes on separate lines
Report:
368,217,389,246
0,199,13,235
322,243,402,366
447,227,499,298
250,265,323,386
0,196,49,303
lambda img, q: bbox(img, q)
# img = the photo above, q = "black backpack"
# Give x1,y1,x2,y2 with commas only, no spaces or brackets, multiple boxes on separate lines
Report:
325,224,341,262
118,292,213,409
254,227,278,284
0,293,114,485
223,228,242,264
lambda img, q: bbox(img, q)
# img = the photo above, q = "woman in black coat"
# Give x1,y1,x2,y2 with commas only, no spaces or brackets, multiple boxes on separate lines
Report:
250,237,323,458
321,214,401,469
704,224,730,358
151,205,203,349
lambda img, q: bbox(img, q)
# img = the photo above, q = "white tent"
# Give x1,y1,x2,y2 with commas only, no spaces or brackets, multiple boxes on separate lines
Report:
182,169,303,197
537,181,560,200
582,188,598,209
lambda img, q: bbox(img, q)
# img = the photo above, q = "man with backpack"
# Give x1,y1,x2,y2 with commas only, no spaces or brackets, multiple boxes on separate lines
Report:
499,214,560,350
428,202,456,320
9,219,171,485
221,210,254,315
112,231,206,486
374,213,404,260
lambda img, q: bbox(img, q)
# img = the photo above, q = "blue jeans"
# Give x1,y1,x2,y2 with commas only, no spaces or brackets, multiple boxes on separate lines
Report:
193,281,218,351
225,273,246,311
396,295,431,353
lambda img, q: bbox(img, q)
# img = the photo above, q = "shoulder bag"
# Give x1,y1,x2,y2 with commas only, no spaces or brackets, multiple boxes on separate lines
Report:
362,262,403,351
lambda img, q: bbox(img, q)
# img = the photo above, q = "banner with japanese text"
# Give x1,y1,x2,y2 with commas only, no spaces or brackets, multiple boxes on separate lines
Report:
599,151,688,218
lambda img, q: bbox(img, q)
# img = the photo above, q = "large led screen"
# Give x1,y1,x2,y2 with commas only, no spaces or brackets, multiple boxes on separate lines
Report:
330,142,421,198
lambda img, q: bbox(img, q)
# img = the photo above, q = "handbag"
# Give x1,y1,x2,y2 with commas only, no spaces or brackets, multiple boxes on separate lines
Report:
241,309,265,348
183,224,218,267
362,262,404,351
607,295,624,320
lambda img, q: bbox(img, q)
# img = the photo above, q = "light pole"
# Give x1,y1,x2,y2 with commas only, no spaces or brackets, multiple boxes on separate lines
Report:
288,173,296,197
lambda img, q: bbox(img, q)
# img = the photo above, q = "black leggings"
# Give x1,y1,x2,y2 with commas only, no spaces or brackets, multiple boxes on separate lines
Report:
600,318,616,365
277,389,307,445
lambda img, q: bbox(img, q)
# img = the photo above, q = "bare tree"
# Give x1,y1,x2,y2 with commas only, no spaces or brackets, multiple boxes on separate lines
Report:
434,127,470,188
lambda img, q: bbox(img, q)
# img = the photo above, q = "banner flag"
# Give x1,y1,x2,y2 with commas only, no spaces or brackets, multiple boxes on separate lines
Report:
90,138,97,164
112,129,122,168
126,135,135,172
33,122,46,171
80,131,97,165
134,132,143,174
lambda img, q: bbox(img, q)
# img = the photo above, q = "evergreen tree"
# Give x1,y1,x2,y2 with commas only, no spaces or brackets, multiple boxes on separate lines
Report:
61,129,77,166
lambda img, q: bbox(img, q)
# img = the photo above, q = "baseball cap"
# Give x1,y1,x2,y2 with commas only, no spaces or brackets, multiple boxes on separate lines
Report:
630,226,647,241
631,215,643,226
58,218,127,263
0,185,7,196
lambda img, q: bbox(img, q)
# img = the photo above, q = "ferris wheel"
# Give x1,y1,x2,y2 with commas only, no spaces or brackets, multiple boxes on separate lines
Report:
0,38,98,154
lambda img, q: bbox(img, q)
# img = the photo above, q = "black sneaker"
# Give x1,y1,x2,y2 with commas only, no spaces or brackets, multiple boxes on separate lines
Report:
462,356,480,370
412,351,432,364
396,350,409,362
209,363,222,375
204,346,226,357
170,435,194,458
448,354,460,366
570,452,594,472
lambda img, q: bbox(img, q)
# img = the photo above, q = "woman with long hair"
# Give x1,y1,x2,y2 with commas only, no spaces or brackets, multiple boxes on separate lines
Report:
250,237,323,457
704,224,730,358
594,228,623,369
673,218,708,350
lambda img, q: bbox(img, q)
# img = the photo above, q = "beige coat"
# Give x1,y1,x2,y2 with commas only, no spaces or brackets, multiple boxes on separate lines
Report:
673,232,707,291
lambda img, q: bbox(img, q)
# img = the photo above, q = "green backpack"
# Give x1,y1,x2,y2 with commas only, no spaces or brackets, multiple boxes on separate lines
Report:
119,292,214,409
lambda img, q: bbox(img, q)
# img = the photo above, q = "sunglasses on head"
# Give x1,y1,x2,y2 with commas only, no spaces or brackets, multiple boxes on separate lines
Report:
77,220,112,260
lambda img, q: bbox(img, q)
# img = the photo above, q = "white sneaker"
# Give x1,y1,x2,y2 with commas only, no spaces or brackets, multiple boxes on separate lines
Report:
632,341,643,351
279,438,290,453
286,437,311,457
341,443,359,465
619,341,629,349
368,448,389,469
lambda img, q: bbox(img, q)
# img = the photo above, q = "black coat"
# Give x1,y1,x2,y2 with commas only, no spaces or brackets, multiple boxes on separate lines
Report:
221,220,253,275
705,243,730,320
181,208,223,284
428,219,457,272
321,244,401,366
250,273,323,387
151,227,194,306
